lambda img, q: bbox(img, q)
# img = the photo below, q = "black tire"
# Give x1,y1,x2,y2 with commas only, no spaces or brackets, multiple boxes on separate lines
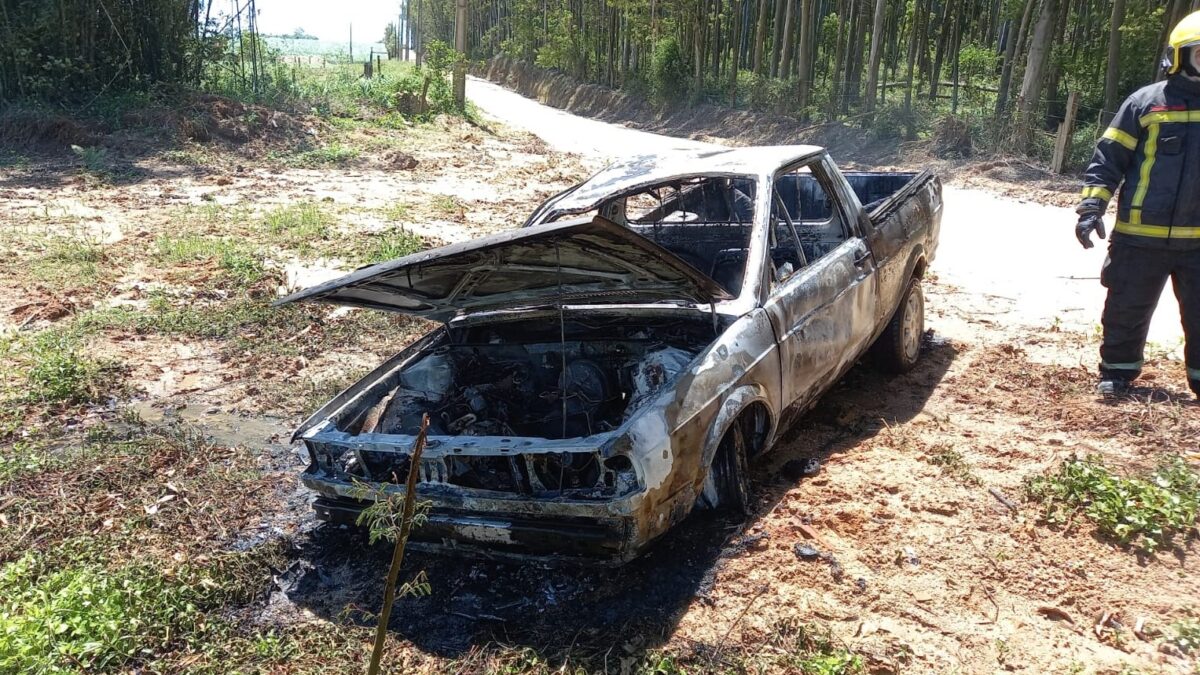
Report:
701,419,752,516
870,277,925,374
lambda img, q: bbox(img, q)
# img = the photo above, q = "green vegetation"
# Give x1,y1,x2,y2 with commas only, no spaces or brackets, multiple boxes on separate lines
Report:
365,228,426,264
381,201,411,222
291,142,360,166
262,201,335,248
452,0,1179,164
1168,617,1200,654
24,330,111,405
0,554,236,673
155,234,266,283
1025,456,1200,553
926,444,981,486
33,233,106,287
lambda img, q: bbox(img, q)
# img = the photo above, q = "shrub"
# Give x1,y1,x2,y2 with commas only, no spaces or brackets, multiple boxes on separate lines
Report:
649,37,688,105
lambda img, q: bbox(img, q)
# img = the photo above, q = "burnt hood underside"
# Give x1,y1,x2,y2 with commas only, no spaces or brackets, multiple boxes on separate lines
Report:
274,218,732,321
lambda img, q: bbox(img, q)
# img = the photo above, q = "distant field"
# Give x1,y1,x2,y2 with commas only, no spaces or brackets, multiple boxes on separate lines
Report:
266,36,388,59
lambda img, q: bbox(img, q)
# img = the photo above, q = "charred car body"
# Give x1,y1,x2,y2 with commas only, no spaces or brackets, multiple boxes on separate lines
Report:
278,146,942,562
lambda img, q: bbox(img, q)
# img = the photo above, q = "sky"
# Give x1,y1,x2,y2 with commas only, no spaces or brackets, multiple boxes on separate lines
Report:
250,0,402,40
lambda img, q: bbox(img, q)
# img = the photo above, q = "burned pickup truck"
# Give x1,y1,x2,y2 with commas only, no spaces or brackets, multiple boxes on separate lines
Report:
277,145,941,562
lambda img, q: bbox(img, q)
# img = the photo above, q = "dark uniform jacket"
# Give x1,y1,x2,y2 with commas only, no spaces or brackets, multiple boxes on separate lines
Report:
1080,74,1200,250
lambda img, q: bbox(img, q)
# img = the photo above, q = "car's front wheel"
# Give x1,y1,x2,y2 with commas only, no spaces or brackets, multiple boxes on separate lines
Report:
871,276,924,374
698,419,751,516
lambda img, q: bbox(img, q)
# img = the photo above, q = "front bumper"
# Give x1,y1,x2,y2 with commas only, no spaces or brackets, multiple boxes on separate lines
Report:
305,472,647,563
314,496,634,561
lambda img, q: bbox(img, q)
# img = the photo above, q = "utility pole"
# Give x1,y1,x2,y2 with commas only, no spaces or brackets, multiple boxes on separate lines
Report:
453,0,467,108
349,23,353,62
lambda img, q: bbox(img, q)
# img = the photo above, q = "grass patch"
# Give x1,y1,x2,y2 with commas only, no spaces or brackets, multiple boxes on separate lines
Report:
381,201,410,222
160,148,213,166
261,201,335,249
926,444,980,486
70,144,110,177
1,328,118,408
32,233,107,286
0,545,279,673
154,234,266,283
364,228,424,264
1025,456,1200,553
433,194,462,215
292,142,360,167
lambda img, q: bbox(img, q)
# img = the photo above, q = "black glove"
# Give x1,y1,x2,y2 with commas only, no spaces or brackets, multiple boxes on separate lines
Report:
1076,213,1106,249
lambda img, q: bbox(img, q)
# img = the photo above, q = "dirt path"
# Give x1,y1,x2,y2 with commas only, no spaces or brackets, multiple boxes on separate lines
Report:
467,76,1185,352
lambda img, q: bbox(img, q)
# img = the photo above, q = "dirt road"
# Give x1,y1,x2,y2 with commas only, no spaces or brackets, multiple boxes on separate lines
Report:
467,76,1185,351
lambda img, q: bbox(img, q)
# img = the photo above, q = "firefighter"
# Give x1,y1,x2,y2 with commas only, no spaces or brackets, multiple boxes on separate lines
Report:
1076,10,1200,397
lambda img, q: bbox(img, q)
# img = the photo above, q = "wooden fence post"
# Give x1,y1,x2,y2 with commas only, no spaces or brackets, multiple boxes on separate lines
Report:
1051,91,1080,173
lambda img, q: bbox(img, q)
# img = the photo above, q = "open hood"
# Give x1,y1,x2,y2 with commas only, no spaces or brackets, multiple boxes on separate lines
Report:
273,218,732,321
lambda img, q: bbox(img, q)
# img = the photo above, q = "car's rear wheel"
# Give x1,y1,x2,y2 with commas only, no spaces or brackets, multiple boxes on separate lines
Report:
871,276,924,374
698,418,752,516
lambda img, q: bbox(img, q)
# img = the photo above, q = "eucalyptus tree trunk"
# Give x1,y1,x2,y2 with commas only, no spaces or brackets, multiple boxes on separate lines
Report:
1102,0,1126,125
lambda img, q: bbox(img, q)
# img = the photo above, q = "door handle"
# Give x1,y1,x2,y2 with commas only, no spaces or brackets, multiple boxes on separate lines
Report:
853,248,872,266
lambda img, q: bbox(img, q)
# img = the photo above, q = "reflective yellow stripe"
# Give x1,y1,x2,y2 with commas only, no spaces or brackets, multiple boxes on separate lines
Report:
1114,220,1200,238
1080,186,1112,201
1189,367,1200,381
1130,123,1159,220
1102,360,1144,371
1101,126,1138,151
1138,110,1200,127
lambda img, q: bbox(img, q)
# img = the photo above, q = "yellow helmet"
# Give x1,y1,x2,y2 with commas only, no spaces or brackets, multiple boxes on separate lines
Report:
1167,10,1200,75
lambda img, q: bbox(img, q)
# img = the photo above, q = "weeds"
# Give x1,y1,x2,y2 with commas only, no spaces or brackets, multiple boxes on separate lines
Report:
365,228,424,263
381,201,410,222
292,142,360,167
154,234,266,283
34,233,106,286
70,144,109,176
23,329,112,405
1025,456,1200,553
1168,618,1200,654
0,543,280,673
926,444,981,485
433,195,462,214
262,201,334,247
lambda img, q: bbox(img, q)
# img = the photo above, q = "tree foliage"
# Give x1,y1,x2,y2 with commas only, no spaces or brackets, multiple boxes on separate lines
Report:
406,0,1187,157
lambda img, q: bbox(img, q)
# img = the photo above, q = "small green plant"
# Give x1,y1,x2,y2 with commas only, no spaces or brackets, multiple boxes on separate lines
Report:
0,556,202,672
1168,617,1200,654
1025,456,1200,553
34,233,106,285
382,201,410,222
927,444,981,485
365,228,424,263
219,248,266,283
356,415,431,675
262,201,334,244
155,234,266,283
293,143,360,167
433,195,461,214
70,144,109,176
25,330,109,405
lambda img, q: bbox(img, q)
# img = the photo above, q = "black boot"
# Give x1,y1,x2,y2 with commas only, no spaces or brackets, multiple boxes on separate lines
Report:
1097,376,1133,396
1189,378,1200,398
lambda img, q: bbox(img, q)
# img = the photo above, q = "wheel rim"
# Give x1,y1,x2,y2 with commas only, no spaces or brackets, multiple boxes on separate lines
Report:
901,285,923,363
